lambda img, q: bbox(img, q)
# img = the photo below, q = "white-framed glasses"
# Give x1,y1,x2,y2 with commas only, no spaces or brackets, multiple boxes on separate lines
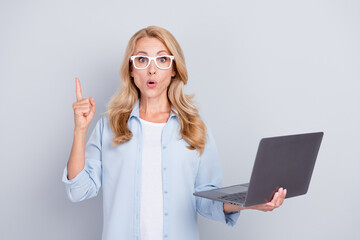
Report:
130,55,175,70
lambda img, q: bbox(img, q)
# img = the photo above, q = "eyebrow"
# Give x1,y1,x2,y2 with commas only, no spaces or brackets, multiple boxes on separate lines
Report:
135,50,169,55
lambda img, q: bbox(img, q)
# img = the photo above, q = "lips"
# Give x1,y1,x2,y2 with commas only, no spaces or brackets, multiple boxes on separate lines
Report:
147,80,157,88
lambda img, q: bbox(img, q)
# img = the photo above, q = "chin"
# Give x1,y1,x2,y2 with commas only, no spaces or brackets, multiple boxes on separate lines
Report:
141,89,167,99
141,91,160,98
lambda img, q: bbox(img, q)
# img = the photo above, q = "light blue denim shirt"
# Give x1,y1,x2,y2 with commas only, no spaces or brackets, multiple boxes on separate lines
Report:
62,99,240,240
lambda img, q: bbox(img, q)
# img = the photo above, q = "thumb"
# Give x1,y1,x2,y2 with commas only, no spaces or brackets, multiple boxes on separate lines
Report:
89,97,96,115
89,97,96,108
87,98,96,120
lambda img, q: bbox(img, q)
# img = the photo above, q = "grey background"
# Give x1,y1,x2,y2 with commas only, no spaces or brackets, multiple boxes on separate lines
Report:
0,0,359,239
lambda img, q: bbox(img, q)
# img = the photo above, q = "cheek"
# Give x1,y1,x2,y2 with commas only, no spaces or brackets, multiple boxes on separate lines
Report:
162,70,174,82
132,74,142,88
133,77,144,90
163,77,171,87
132,71,146,83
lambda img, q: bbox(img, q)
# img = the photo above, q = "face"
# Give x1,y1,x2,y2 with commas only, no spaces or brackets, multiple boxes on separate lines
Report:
130,37,176,100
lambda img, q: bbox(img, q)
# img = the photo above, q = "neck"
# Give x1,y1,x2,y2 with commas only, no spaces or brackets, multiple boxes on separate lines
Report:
139,96,171,114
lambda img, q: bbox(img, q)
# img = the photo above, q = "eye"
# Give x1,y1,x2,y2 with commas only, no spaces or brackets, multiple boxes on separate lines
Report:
158,56,168,63
138,57,147,63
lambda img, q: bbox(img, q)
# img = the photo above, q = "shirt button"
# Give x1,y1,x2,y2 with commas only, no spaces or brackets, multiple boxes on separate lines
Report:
164,234,168,238
163,167,167,171
164,212,168,216
162,146,167,149
164,190,168,194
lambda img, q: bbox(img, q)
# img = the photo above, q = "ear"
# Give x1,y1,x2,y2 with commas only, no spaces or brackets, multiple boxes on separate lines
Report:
171,68,176,77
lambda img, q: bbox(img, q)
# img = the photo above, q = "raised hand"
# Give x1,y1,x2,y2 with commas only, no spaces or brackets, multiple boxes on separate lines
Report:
72,77,96,131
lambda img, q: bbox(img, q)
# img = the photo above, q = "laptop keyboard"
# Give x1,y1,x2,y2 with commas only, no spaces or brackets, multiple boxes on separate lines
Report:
219,192,247,203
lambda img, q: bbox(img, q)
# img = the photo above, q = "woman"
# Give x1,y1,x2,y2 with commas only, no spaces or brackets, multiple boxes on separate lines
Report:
62,26,286,240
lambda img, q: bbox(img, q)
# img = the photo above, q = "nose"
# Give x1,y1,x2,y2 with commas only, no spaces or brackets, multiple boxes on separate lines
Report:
148,59,157,75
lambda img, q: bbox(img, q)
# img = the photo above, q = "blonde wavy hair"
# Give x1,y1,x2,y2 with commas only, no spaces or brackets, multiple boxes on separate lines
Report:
106,26,207,156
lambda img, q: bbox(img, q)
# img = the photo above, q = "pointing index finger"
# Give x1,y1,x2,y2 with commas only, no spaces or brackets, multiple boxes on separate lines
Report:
75,77,83,102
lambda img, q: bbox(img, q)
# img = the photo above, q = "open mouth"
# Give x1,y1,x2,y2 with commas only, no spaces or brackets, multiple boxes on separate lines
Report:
147,80,157,87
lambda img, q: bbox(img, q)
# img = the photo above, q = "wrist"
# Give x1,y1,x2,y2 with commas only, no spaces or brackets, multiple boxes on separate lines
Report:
74,128,88,135
74,128,88,140
223,203,246,213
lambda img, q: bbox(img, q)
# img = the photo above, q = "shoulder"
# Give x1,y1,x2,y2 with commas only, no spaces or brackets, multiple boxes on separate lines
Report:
92,113,109,135
194,114,216,149
100,113,109,123
97,113,107,126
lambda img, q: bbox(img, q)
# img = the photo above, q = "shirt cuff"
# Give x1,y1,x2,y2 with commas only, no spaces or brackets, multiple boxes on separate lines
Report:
213,201,241,227
62,164,87,185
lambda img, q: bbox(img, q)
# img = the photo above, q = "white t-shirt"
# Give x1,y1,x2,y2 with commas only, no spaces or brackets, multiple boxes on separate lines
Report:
139,118,166,240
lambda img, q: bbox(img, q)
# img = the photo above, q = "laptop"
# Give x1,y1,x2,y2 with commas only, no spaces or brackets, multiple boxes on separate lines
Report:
193,132,324,207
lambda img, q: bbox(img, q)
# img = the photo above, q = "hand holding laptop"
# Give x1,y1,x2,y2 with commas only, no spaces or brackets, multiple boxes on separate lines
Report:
223,187,287,213
195,132,323,212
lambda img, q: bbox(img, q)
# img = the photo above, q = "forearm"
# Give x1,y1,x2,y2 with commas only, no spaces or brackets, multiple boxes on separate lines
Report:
223,203,245,213
67,129,87,180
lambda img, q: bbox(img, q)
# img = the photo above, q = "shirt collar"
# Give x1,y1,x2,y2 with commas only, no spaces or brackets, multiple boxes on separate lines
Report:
129,98,178,120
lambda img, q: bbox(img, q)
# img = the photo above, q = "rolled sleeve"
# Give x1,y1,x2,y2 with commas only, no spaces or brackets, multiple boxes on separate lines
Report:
194,120,240,226
213,201,240,226
61,116,104,202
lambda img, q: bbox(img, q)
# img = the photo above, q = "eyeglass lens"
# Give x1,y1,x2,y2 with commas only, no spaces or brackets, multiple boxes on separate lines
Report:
133,56,172,69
